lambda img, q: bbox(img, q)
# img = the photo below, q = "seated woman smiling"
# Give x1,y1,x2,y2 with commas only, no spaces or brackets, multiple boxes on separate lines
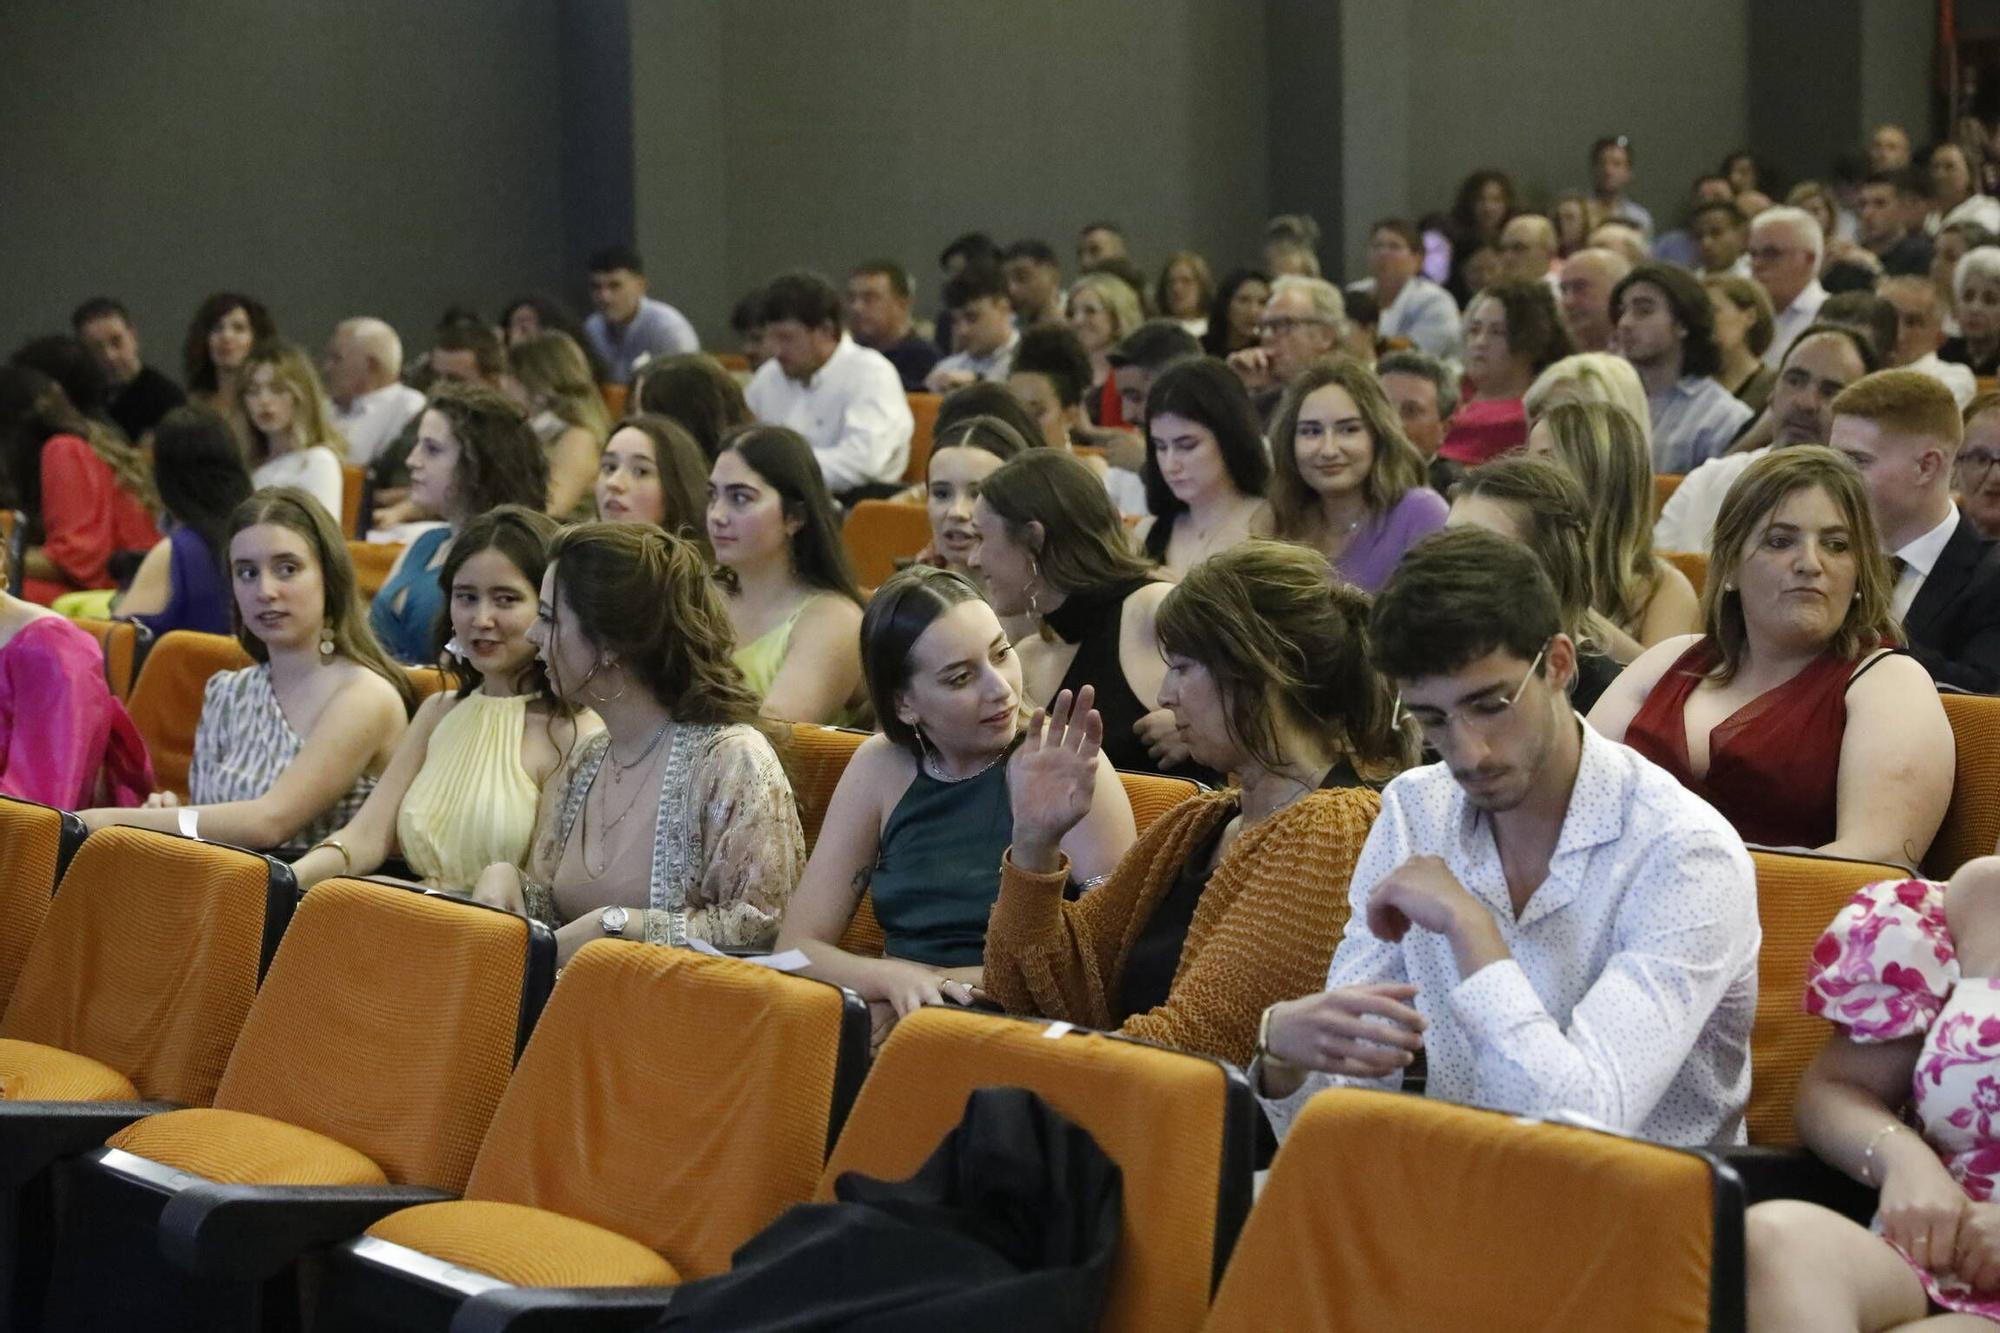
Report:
289,506,594,895
776,565,1135,1039
982,541,1407,1066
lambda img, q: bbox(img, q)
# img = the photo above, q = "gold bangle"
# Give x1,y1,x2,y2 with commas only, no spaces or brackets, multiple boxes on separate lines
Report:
309,838,353,876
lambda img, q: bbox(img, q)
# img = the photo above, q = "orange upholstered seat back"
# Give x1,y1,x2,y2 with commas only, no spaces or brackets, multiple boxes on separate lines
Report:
1117,769,1201,837
786,724,869,854
1927,693,2000,879
340,465,366,537
841,500,931,590
1,827,281,1106
0,797,83,1018
1654,472,1685,519
349,540,406,601
1748,850,1909,1146
212,879,530,1192
467,943,862,1279
903,393,941,483
1662,549,1708,597
71,617,152,700
822,1008,1249,1333
125,630,253,798
1207,1089,1726,1332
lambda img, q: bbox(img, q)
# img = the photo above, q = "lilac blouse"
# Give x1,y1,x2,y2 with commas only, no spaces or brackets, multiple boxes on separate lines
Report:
1333,487,1449,593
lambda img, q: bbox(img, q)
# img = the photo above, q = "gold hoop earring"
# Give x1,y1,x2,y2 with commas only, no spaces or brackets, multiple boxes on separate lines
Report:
586,658,627,705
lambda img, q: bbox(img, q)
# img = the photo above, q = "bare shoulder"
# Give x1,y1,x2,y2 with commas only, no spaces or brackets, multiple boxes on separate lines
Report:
1847,651,1946,707
1620,634,1703,692
798,591,864,636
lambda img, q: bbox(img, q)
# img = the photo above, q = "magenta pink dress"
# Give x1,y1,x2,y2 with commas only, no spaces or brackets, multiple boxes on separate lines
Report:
0,616,151,809
1807,877,2000,1322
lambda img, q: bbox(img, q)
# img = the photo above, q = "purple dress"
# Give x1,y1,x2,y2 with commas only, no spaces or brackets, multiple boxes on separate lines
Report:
129,526,231,638
1333,487,1449,593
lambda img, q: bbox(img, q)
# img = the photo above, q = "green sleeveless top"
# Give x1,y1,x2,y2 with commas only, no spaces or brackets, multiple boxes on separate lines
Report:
869,753,1015,968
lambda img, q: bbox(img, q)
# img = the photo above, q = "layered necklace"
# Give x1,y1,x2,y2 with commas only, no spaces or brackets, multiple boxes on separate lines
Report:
579,717,674,878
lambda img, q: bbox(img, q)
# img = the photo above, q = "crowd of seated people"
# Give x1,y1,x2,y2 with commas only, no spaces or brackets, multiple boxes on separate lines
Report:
21,117,2000,1327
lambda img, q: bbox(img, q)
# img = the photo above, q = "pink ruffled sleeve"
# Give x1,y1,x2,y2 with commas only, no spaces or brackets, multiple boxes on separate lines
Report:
1805,878,1957,1041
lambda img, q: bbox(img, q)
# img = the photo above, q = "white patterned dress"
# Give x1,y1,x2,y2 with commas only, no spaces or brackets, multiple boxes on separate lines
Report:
188,664,377,855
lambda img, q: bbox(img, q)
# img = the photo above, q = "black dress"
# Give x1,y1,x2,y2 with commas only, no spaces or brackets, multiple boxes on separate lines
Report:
1040,578,1218,785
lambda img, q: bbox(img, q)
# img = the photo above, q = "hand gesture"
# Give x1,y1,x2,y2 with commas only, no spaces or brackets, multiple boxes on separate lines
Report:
1007,687,1102,867
1877,1130,1967,1273
1956,1200,2000,1292
1135,707,1192,769
1226,346,1274,390
141,790,181,810
1365,855,1481,944
1263,983,1426,1079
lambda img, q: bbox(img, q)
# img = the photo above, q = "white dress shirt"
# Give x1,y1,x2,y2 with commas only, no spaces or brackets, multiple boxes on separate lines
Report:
1907,351,1978,408
1891,505,1962,620
931,329,1020,385
1258,722,1759,1148
1648,375,1754,474
1763,280,1828,368
1654,447,1764,554
745,334,913,494
332,382,426,469
253,444,346,519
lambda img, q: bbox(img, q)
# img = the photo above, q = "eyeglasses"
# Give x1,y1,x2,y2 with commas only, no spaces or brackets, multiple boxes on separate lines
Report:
1396,643,1548,748
1746,245,1799,263
1960,450,2000,479
1257,316,1331,337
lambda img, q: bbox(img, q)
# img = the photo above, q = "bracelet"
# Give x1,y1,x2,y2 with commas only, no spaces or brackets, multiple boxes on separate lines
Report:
1862,1121,1906,1186
1255,1003,1286,1066
309,838,353,876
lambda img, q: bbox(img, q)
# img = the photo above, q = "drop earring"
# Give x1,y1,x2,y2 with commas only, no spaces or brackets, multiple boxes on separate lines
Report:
1027,556,1044,621
319,624,336,658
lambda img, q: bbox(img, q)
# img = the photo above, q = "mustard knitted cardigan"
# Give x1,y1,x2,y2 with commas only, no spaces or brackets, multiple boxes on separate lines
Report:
982,785,1380,1067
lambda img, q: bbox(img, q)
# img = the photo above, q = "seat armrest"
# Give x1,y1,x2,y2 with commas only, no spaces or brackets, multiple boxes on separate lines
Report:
0,1101,179,1188
159,1182,456,1279
450,1286,679,1333
1719,1144,1876,1220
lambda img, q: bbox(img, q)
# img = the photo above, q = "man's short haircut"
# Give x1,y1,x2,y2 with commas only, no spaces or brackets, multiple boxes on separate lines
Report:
759,271,843,332
850,259,913,302
1784,321,1883,376
1378,349,1461,418
1611,263,1723,377
1344,287,1380,329
587,244,644,276
1591,134,1634,165
1105,319,1201,372
1831,368,1964,450
943,263,1009,311
1751,206,1826,266
433,317,507,377
70,296,132,332
1003,239,1059,267
1270,274,1347,332
939,232,1000,271
1369,526,1562,682
1819,292,1899,365
1689,200,1748,231
1867,166,1931,201
1369,217,1422,251
1011,324,1093,408
730,288,766,335
339,317,404,378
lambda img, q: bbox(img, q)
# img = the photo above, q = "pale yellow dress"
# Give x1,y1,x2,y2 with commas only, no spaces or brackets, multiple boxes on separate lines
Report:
396,692,540,893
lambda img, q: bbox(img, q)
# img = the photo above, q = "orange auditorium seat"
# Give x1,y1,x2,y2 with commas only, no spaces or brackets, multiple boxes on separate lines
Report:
903,393,941,483
125,630,253,798
841,500,931,589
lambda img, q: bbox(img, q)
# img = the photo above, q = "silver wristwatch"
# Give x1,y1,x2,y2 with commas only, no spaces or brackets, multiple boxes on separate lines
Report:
599,905,630,937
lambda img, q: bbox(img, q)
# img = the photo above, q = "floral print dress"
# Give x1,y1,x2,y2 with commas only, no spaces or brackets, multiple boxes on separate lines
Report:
1806,877,2000,1321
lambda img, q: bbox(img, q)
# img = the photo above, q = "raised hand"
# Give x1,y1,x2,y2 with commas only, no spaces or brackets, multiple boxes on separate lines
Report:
1006,686,1103,873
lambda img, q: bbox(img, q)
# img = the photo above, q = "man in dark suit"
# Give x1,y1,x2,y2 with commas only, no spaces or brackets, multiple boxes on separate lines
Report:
1831,369,2000,693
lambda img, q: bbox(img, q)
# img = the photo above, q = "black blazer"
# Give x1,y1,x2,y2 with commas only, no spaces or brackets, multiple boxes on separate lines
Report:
1906,512,2000,694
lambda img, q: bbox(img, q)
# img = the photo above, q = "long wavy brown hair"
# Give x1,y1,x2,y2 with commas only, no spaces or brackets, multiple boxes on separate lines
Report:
1268,355,1429,538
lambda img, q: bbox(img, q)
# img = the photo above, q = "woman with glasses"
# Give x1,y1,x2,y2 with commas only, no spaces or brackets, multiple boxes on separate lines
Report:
1959,392,2000,539
1590,447,1952,867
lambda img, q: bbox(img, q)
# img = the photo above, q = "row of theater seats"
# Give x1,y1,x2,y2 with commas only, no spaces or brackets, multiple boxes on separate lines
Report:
0,726,1970,1329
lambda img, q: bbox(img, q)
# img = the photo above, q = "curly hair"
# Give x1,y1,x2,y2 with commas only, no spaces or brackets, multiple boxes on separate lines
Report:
422,380,549,520
182,292,276,394
0,366,156,541
545,522,764,728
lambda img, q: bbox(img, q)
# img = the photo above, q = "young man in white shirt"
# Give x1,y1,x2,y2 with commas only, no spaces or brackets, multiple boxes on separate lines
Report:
1254,526,1759,1148
744,271,913,500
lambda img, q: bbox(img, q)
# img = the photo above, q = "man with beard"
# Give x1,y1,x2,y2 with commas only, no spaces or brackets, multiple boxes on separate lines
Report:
1253,526,1757,1147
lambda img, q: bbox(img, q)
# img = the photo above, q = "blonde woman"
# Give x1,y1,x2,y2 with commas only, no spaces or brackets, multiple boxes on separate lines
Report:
510,330,612,520
240,340,347,518
1066,271,1145,427
1527,400,1700,658
1522,351,1653,455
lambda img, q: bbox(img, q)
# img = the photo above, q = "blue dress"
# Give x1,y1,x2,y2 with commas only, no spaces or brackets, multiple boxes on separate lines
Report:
368,526,452,665
131,526,230,637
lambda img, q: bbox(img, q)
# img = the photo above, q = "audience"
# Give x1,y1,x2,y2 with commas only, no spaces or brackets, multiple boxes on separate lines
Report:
1750,207,1830,367
1201,267,1271,359
181,291,275,425
632,353,754,462
1857,169,1935,278
984,542,1409,1065
0,365,158,606
1523,351,1652,449
1268,357,1446,594
1591,135,1651,237
1880,274,1977,407
322,317,425,470
1960,391,2000,540
1704,272,1780,416
1556,247,1633,354
1611,262,1754,471
1445,169,1518,301
1376,349,1458,467
473,522,803,961
1154,251,1215,337
1929,138,2000,232
511,330,611,520
1436,280,1573,468
1593,446,1952,867
498,294,608,381
845,260,941,392
1932,221,1993,333
1001,240,1066,329
1077,221,1128,273
594,414,712,554
1066,271,1144,427
71,297,184,443
370,382,550,665
709,424,867,724
1135,358,1274,577
1445,457,1627,709
1008,323,1146,515
776,564,1133,1042
1655,323,1879,553
729,288,769,371
1530,400,1702,653
972,450,1198,780
113,405,251,637
1497,214,1560,286
1689,201,1751,278
1350,218,1462,362
1263,213,1323,278
1107,319,1203,432
925,264,1020,392
1830,369,2000,694
919,414,1029,577
1587,217,1651,268
582,244,700,384
1943,247,2000,376
932,380,1050,462
1226,274,1346,421
1255,525,1759,1147
239,340,348,520
81,489,413,850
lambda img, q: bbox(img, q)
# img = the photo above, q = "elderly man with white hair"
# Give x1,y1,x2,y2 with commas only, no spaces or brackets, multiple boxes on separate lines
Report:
1749,206,1828,368
1226,275,1346,417
323,317,426,468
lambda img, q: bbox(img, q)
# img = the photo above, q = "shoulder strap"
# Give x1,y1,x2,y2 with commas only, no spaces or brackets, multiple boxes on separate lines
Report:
1844,646,1904,691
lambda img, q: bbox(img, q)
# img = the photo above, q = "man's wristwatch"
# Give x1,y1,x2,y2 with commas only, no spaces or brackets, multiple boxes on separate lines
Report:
600,906,630,937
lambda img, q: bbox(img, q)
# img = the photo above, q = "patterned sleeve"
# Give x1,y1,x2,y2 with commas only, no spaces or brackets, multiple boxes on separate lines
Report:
185,671,235,803
682,727,805,951
1805,877,1958,1042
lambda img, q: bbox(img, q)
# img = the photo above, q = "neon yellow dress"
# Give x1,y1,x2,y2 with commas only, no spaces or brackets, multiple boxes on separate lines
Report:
731,600,862,727
396,692,540,892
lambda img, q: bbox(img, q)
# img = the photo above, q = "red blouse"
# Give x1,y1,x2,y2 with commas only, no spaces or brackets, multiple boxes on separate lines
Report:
24,434,160,605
